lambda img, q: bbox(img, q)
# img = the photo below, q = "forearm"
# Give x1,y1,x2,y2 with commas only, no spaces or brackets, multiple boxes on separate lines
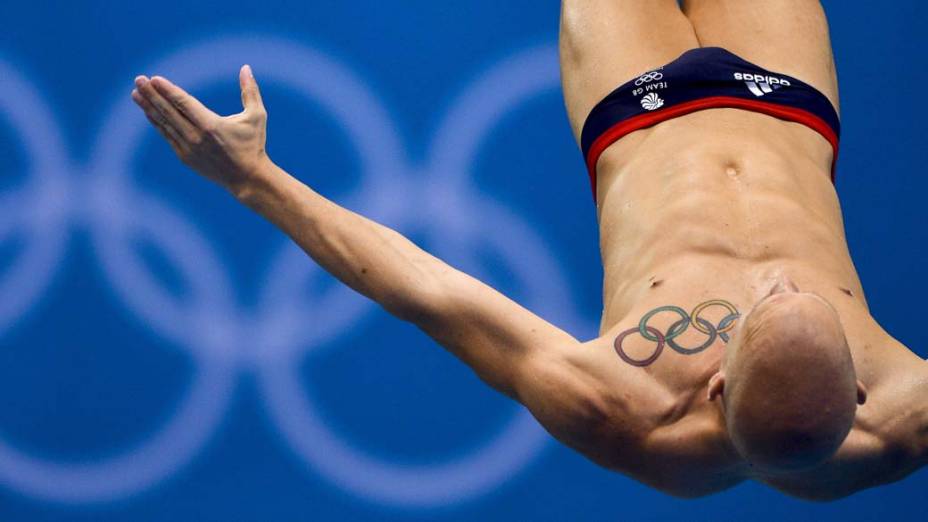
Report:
232,161,579,399
131,69,581,403
233,160,445,319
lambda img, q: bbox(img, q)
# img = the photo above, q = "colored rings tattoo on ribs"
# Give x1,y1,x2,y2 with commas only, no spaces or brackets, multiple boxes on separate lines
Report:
613,299,741,367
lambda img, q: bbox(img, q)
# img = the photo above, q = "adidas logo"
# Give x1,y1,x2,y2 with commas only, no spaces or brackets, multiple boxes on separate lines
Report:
734,72,791,97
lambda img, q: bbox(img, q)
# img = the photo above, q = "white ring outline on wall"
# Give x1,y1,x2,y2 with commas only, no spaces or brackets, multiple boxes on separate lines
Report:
0,58,71,337
258,199,559,507
0,363,235,503
0,37,593,507
241,41,570,507
0,57,239,503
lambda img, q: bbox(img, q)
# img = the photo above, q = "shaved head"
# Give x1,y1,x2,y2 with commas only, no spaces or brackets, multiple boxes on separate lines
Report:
709,280,866,473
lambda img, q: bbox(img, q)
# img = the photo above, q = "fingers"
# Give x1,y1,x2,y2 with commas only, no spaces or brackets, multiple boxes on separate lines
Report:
131,87,186,155
239,64,265,114
149,76,217,128
134,76,199,143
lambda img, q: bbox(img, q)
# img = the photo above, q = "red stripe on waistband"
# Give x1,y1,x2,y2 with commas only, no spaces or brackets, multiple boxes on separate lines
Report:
584,96,840,202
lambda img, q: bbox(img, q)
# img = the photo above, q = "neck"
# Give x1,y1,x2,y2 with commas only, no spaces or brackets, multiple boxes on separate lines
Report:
703,385,750,474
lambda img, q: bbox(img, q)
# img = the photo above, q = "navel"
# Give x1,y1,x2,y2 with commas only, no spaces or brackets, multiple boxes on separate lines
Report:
724,162,741,179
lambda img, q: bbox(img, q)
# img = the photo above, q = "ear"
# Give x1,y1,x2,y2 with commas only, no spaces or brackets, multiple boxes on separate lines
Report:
708,371,726,402
856,379,868,405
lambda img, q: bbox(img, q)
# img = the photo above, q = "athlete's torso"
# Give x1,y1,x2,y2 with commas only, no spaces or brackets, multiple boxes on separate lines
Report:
583,108,927,499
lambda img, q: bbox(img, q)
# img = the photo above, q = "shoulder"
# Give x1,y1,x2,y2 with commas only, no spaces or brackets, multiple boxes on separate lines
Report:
755,427,885,501
759,377,927,502
879,357,928,472
515,338,678,469
845,330,928,472
863,348,928,463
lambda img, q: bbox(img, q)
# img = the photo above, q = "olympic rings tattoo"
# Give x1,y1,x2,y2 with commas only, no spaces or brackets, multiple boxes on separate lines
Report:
613,299,741,367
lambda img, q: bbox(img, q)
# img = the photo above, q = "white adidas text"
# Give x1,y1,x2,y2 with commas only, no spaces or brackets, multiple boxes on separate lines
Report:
734,72,791,86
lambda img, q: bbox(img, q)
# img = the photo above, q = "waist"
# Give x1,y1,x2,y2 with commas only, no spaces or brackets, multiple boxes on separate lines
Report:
596,131,853,314
595,108,836,201
579,46,842,203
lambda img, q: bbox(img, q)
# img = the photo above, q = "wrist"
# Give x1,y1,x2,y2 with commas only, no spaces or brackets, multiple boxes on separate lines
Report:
229,155,280,204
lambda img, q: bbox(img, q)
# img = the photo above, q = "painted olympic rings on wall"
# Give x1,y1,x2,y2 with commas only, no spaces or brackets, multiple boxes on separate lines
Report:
0,37,593,508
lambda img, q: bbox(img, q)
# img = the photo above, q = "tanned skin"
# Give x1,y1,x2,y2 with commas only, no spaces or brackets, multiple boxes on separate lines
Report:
131,0,927,500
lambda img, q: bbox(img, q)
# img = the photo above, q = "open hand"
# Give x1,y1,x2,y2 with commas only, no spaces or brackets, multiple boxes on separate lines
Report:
131,65,270,195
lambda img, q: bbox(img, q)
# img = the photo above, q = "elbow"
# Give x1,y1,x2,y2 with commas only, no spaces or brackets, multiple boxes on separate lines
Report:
381,280,446,325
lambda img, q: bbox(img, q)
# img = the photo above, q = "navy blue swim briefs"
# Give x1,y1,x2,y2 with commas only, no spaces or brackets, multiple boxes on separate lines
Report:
579,47,841,201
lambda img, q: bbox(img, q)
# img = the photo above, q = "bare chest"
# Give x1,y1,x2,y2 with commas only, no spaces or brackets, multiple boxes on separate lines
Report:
597,261,893,395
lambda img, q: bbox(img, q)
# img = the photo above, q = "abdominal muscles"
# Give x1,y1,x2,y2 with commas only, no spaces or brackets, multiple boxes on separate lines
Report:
595,109,854,326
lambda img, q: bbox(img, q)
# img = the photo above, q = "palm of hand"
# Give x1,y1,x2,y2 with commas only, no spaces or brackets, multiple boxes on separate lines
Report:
131,64,270,194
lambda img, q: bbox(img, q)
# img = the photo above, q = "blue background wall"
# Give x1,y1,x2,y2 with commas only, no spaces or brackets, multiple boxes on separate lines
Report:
0,1,925,520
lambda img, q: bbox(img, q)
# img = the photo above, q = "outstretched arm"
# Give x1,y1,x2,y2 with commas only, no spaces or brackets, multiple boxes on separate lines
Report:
129,67,597,413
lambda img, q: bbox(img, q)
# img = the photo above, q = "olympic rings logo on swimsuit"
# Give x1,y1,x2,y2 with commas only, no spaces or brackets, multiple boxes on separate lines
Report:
634,71,664,86
0,37,594,508
613,300,740,367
